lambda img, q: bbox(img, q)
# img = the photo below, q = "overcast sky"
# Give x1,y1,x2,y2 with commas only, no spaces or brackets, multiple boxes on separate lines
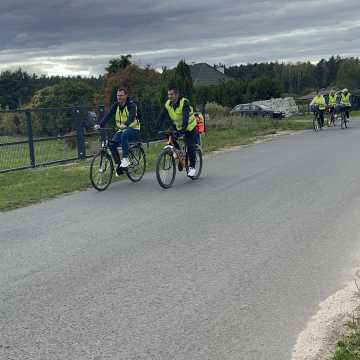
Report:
1,0,359,76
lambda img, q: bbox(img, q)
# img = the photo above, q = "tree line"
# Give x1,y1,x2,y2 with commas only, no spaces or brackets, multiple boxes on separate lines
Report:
1,55,360,110
226,56,360,95
1,55,360,135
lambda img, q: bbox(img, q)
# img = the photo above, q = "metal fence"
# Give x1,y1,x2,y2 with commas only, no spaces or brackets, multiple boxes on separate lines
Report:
0,103,161,173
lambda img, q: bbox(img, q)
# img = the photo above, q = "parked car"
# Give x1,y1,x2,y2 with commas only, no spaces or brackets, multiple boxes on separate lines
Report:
230,103,285,118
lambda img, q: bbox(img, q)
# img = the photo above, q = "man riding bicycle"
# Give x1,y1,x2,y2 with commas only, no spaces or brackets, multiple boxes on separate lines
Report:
157,86,197,177
340,88,352,120
95,88,141,174
310,90,326,128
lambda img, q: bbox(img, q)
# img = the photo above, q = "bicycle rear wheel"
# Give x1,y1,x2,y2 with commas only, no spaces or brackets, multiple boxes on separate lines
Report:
90,151,114,191
331,112,335,126
187,146,203,180
341,112,346,129
127,145,146,182
326,113,331,127
156,148,176,189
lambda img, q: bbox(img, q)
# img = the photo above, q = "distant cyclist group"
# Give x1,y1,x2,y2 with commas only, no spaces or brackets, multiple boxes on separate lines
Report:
310,88,352,130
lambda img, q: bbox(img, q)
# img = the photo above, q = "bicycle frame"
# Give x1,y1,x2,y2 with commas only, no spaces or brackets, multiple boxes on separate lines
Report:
97,128,121,162
164,133,187,169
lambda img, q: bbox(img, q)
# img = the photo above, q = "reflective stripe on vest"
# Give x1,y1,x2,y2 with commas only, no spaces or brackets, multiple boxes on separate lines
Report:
341,93,351,106
115,104,140,130
165,98,197,131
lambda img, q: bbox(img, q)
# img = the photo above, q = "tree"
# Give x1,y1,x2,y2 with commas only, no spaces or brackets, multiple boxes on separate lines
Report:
105,54,132,74
103,64,162,107
0,69,34,109
336,58,360,89
171,60,194,102
327,56,340,85
31,80,95,135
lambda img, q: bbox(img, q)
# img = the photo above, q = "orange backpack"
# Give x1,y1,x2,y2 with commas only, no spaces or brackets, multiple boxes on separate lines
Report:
194,113,205,134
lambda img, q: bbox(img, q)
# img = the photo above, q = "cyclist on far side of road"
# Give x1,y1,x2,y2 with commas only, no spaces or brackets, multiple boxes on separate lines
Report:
340,88,352,121
327,89,337,125
310,90,326,128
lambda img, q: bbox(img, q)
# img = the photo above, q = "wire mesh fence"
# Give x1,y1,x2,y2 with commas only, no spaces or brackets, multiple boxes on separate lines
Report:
0,102,163,173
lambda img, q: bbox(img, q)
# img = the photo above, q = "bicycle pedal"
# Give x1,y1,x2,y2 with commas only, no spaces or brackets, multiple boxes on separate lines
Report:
115,166,124,176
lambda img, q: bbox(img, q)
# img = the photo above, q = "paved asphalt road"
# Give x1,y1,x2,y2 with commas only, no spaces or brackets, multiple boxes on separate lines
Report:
2,120,360,360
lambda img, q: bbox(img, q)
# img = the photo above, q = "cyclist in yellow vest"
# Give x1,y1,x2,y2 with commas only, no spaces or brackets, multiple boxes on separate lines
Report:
157,86,197,177
310,90,326,128
327,89,337,125
96,88,141,173
340,88,352,120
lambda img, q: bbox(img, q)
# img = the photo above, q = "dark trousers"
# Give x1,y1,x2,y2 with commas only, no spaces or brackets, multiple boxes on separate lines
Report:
109,128,141,163
173,129,197,168
317,110,325,127
184,129,197,168
342,105,351,119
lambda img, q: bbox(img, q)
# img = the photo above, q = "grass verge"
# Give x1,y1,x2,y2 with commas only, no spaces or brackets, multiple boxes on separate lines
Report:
332,314,360,359
0,116,311,211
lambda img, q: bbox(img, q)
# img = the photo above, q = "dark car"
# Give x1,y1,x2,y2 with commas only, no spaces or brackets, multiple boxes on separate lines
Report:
230,104,285,118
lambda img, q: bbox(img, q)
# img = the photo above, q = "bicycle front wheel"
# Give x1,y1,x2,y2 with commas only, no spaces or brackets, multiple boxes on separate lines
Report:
90,151,114,191
341,112,345,129
127,145,146,183
156,149,176,189
313,116,320,131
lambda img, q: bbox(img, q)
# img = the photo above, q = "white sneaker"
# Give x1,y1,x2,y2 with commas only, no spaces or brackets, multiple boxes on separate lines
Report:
120,158,130,168
188,167,196,177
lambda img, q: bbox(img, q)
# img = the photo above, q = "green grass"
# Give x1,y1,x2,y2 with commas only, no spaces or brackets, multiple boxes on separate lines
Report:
0,116,311,211
332,317,360,360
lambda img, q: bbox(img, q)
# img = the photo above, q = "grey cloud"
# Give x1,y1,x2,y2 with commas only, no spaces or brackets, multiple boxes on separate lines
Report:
0,0,359,75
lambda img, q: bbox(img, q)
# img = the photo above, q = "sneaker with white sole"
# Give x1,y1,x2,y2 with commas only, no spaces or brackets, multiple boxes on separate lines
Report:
120,158,130,168
187,167,196,177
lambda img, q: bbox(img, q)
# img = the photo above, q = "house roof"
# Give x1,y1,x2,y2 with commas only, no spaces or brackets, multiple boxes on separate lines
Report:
190,63,233,86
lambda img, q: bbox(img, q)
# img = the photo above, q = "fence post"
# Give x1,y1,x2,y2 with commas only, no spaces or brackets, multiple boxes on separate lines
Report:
74,109,86,160
25,110,36,168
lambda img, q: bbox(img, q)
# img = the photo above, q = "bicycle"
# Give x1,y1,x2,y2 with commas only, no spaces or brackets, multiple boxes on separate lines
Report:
326,107,336,127
340,106,349,129
312,107,322,132
90,128,146,191
155,130,203,189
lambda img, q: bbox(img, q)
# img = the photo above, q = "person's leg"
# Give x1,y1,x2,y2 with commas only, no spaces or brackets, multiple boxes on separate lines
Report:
184,129,196,168
121,128,141,159
195,132,201,145
319,110,325,127
109,131,122,164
